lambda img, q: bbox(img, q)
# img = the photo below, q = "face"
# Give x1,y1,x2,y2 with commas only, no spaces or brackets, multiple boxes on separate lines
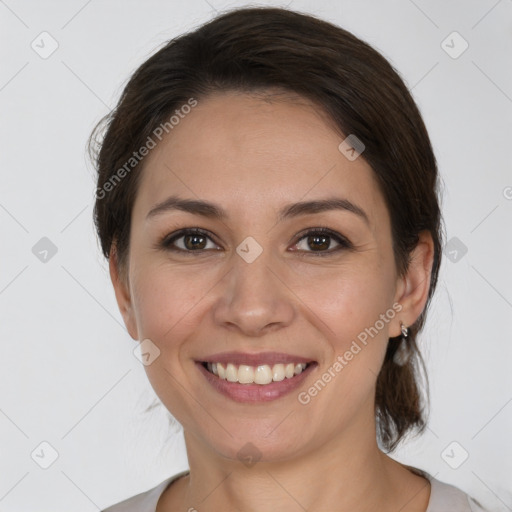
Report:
112,90,418,463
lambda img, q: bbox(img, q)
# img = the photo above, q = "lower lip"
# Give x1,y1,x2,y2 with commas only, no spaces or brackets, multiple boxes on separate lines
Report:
196,362,316,403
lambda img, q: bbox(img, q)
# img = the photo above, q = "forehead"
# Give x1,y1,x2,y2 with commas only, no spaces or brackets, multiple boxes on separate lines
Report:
133,91,386,227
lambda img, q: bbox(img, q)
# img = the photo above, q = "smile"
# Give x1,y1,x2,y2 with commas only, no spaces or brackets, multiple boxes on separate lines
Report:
196,352,317,403
203,361,308,385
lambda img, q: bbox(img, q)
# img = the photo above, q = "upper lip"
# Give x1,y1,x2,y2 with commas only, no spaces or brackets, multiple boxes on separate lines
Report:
198,351,315,366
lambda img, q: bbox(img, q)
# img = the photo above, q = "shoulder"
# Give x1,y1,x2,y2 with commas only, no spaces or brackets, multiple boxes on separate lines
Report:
101,470,190,512
428,477,488,511
408,467,488,512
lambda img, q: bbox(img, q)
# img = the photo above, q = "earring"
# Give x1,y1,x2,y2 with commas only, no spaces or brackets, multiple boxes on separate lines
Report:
393,321,410,366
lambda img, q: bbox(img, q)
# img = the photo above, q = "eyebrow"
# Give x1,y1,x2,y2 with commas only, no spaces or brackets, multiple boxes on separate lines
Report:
146,195,370,226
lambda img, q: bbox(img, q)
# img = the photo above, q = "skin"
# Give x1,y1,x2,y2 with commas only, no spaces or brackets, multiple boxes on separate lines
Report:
110,90,435,512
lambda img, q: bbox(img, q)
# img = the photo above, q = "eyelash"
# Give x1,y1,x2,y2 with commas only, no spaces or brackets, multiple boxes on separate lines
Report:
158,227,352,256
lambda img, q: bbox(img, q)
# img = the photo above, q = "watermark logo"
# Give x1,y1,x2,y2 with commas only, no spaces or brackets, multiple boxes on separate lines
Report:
237,442,262,468
338,134,365,161
441,31,469,59
441,441,469,469
133,338,161,366
31,441,59,469
236,236,263,263
32,237,58,263
31,31,59,59
445,236,468,263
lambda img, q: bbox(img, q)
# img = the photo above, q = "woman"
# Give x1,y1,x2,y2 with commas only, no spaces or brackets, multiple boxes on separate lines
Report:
92,7,487,511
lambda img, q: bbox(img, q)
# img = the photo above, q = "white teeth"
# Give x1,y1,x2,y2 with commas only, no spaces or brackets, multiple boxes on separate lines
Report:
285,363,295,379
238,364,255,384
207,362,309,385
226,363,238,382
254,365,273,385
272,363,285,382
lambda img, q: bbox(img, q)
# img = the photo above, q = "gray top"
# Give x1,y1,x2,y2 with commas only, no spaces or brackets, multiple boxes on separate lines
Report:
102,467,488,512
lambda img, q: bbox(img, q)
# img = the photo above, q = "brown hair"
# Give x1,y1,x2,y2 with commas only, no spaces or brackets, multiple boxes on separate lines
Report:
89,6,444,452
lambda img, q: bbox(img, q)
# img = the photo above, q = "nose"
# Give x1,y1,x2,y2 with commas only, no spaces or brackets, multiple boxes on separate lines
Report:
212,249,295,337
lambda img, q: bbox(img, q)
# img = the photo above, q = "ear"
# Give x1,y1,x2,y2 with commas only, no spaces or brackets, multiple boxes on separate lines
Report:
109,244,139,341
391,230,435,337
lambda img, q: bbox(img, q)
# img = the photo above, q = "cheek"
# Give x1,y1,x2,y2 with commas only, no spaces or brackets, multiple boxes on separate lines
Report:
130,262,212,340
293,259,396,342
296,266,397,419
292,262,397,407
129,264,213,425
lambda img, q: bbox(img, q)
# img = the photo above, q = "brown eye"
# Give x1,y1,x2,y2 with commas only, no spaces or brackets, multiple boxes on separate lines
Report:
292,228,351,255
183,233,207,250
162,229,220,252
305,233,331,251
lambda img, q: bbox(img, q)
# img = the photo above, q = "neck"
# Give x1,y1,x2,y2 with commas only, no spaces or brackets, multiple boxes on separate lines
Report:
166,421,430,512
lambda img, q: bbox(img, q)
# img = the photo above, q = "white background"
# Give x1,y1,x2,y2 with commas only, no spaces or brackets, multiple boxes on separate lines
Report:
1,0,511,510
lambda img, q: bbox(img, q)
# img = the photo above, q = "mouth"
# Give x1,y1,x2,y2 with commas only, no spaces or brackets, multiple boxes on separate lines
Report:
201,361,311,385
195,352,317,403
